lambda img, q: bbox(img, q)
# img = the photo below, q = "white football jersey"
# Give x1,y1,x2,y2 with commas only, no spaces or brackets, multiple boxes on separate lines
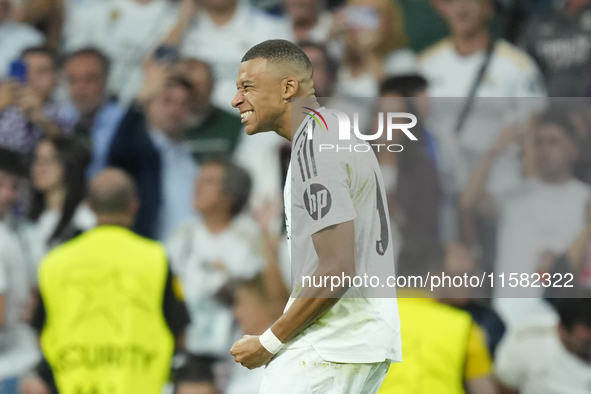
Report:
283,107,402,364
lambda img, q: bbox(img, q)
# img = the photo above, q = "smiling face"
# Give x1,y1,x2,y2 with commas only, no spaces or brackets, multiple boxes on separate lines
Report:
231,58,286,136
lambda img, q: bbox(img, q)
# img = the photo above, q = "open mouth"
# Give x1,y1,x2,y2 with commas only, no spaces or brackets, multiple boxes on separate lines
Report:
240,110,254,123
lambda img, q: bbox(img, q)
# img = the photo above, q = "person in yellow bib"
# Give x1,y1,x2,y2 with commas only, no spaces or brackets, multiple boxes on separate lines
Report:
378,237,498,394
22,168,190,394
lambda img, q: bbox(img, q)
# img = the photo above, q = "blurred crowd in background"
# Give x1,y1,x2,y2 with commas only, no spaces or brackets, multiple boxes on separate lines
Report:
1,0,591,393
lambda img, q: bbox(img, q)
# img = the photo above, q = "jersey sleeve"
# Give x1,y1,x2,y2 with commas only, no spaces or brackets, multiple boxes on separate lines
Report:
464,323,494,381
292,121,357,237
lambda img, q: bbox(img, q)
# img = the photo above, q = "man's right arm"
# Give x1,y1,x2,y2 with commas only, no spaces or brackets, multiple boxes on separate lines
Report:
269,220,355,344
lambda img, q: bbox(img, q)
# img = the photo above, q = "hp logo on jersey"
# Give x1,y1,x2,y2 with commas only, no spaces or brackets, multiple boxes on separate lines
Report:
304,184,332,220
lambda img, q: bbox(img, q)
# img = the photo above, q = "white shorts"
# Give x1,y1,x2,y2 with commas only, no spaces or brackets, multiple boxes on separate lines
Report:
259,345,390,394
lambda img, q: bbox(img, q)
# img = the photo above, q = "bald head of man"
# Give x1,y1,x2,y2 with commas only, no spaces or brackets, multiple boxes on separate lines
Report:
88,168,139,227
231,39,316,140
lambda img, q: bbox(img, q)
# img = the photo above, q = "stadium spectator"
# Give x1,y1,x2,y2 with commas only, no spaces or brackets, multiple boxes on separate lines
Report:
180,0,293,113
0,148,40,394
421,0,544,98
420,0,547,241
0,0,44,78
442,242,506,355
64,48,124,178
166,160,263,394
299,41,338,98
0,47,71,163
109,63,196,240
379,237,498,394
63,0,187,105
376,76,442,240
284,0,333,44
177,58,243,163
225,275,279,394
23,137,95,271
334,0,418,98
495,295,591,394
460,112,591,329
22,168,191,394
519,0,591,97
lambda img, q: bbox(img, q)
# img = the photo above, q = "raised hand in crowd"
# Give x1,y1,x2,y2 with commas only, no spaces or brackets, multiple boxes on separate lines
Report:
136,59,176,106
161,0,199,48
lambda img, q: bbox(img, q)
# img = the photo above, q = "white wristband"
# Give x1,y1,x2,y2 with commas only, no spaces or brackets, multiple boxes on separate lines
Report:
259,328,283,354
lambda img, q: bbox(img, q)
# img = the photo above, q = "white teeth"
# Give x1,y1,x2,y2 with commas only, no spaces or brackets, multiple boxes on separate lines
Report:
241,110,254,120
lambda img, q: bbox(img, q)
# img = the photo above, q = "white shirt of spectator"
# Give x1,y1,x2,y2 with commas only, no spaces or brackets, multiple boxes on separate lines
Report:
421,39,548,190
283,109,402,363
495,319,591,394
180,2,293,113
493,178,591,329
165,215,264,358
420,38,546,98
420,38,547,157
64,0,179,105
0,20,45,77
0,220,40,378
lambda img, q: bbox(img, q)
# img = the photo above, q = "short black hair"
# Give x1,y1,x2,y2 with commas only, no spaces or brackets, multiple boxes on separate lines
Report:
380,75,428,97
397,236,445,278
0,147,25,177
203,159,252,218
66,47,111,77
21,46,58,67
241,39,312,73
556,293,591,331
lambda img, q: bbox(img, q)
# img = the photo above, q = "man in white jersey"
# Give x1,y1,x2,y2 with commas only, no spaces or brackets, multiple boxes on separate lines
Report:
229,39,401,394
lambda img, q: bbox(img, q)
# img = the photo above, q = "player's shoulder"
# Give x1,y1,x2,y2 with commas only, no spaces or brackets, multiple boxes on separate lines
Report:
418,38,453,64
493,39,538,73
